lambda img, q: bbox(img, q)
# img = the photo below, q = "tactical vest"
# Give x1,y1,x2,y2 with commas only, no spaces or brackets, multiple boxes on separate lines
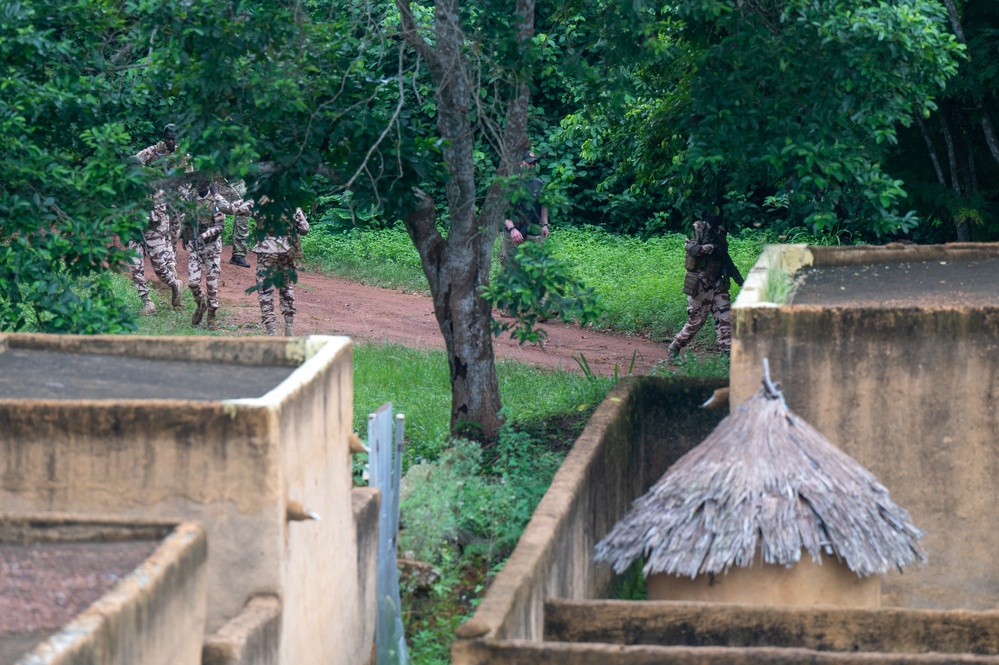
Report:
685,225,725,279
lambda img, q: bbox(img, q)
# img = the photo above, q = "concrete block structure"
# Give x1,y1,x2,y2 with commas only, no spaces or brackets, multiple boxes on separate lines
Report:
0,333,378,665
452,242,999,664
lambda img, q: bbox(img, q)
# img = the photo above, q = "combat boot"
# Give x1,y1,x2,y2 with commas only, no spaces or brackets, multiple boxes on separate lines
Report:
230,255,250,268
206,308,218,331
138,298,156,316
264,321,278,336
667,342,681,364
170,281,183,308
284,318,295,337
192,297,207,326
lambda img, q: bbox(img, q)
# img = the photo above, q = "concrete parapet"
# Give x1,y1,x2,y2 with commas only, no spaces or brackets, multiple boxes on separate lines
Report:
11,517,207,665
453,638,999,664
731,243,999,610
202,595,282,665
0,333,373,665
545,599,999,654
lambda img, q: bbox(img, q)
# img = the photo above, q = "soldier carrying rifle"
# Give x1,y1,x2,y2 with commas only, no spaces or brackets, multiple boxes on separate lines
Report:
182,178,250,331
667,204,744,363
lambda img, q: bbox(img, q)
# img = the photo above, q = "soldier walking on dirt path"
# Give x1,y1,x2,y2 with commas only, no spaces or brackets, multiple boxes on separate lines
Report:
668,206,743,363
249,199,310,336
129,124,186,316
226,179,252,268
184,179,250,331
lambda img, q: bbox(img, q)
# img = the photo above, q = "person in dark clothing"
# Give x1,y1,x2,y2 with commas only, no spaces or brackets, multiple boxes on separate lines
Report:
500,150,549,267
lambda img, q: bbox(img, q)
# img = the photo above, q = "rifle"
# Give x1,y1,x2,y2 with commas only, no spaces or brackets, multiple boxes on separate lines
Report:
705,224,744,287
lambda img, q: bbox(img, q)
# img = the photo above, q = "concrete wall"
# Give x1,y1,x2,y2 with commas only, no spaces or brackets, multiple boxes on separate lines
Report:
202,596,282,665
731,244,999,610
18,519,207,665
453,639,999,664
545,600,999,653
0,334,377,665
452,377,725,656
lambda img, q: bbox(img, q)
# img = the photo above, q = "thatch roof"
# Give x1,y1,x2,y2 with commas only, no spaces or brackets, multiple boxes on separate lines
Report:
594,365,925,579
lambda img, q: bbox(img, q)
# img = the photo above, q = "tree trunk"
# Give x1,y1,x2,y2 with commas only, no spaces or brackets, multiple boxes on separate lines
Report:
402,192,502,437
397,0,535,438
941,0,999,169
939,111,971,242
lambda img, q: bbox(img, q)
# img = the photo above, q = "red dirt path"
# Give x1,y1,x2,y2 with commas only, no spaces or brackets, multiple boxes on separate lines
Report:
206,246,671,377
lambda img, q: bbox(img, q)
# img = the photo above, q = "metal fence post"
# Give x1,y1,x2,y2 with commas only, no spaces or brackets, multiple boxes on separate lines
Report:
368,403,409,665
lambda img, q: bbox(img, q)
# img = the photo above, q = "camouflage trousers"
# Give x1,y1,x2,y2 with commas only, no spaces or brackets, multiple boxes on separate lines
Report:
167,213,182,275
129,215,180,301
188,236,223,310
255,252,297,334
232,214,250,258
672,274,732,352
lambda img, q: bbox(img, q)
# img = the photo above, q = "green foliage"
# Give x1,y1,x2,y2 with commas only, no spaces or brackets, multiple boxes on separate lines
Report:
653,348,731,379
666,0,963,235
398,420,562,566
886,2,999,242
0,0,151,332
353,342,614,465
612,558,648,601
542,0,964,239
481,240,603,344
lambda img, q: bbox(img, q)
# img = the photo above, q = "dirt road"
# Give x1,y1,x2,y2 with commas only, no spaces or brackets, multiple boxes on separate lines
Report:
196,247,673,377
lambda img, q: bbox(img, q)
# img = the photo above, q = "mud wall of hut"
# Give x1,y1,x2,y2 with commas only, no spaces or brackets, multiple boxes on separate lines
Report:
731,246,999,610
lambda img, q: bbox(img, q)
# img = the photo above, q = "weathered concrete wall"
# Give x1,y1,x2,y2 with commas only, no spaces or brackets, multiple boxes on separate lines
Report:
545,600,999,654
731,244,999,610
453,638,999,664
452,377,725,656
19,519,207,665
0,334,377,665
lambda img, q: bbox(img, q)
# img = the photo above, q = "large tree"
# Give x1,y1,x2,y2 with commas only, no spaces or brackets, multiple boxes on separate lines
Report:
888,0,999,242
112,0,542,439
540,0,964,238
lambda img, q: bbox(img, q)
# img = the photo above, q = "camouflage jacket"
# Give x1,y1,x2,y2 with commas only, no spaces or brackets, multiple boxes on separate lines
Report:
134,141,191,174
684,220,727,279
250,205,310,257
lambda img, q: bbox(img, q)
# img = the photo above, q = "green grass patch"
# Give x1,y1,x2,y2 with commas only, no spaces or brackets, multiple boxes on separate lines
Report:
298,223,768,344
301,224,430,292
353,342,614,464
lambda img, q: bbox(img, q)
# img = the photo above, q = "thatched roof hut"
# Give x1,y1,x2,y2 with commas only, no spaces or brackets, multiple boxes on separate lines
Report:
595,363,925,599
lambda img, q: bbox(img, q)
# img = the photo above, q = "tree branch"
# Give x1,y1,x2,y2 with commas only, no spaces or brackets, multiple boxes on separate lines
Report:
396,0,440,76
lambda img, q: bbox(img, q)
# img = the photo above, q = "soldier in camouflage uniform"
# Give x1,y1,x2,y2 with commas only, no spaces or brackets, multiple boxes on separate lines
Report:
667,209,743,362
229,179,252,268
249,201,310,336
184,179,250,331
130,124,186,315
